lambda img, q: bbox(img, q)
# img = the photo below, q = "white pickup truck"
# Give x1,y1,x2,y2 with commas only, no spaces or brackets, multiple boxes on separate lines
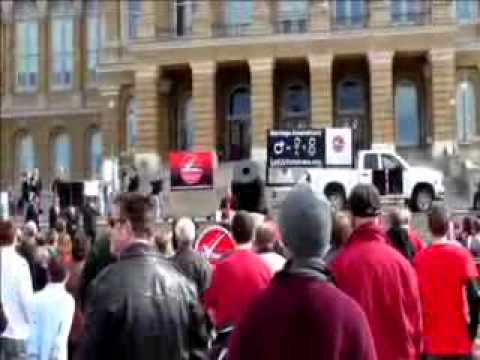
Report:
269,149,445,212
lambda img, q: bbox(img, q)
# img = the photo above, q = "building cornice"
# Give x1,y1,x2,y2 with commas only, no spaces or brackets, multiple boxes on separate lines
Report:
0,108,100,120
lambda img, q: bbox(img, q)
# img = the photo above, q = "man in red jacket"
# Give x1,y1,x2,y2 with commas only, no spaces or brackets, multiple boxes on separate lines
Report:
415,205,480,360
204,211,273,329
332,184,423,360
229,185,377,360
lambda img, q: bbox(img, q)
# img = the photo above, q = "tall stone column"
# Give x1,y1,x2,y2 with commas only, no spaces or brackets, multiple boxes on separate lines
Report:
191,61,216,151
101,1,121,62
430,48,456,156
309,54,333,129
99,86,121,190
193,0,212,38
432,0,454,25
134,65,162,186
249,58,274,161
369,51,394,149
370,0,391,28
252,0,272,35
310,0,330,32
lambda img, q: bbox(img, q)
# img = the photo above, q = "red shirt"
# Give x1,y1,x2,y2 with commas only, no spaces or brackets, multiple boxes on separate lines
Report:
204,249,273,328
332,222,422,360
414,242,479,355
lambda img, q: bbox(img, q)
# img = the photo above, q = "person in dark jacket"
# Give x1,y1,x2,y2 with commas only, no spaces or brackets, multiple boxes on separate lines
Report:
172,217,212,296
25,199,40,230
386,208,417,262
65,206,80,239
229,185,377,360
82,198,100,244
332,184,422,360
81,193,209,360
49,196,61,230
127,167,140,193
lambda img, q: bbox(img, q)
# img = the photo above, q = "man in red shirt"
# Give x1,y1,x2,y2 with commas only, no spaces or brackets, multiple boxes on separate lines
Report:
415,205,480,360
332,184,422,360
204,211,273,329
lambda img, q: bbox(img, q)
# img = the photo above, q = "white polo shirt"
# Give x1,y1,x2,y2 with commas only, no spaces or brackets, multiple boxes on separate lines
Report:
0,245,33,340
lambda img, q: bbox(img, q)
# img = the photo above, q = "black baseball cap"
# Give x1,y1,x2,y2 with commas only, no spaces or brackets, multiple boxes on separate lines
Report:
348,184,381,217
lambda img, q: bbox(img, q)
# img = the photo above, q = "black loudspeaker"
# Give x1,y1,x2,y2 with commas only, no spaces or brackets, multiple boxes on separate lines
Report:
232,161,266,213
57,182,85,208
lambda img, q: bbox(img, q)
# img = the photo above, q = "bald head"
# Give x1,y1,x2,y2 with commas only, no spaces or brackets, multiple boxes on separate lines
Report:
279,185,332,258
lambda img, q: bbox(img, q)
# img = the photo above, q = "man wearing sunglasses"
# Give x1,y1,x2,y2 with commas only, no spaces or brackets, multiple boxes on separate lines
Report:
81,193,209,360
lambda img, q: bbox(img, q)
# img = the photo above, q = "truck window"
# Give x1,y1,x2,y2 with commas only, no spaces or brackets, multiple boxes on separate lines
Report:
381,154,403,170
364,154,379,170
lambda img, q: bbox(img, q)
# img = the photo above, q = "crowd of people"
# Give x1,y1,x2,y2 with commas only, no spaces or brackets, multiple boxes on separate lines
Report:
1,177,480,360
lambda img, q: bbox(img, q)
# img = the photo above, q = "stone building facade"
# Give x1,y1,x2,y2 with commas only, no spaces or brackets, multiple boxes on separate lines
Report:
0,0,480,192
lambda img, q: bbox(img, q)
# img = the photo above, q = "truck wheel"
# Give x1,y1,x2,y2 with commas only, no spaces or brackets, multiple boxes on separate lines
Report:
326,188,346,211
412,187,433,212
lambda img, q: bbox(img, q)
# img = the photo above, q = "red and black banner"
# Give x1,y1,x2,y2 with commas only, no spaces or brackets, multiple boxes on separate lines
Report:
170,151,216,191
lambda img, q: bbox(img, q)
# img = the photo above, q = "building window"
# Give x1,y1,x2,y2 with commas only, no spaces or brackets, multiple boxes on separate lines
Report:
17,133,35,174
53,133,72,178
175,0,194,37
281,82,310,129
89,130,103,178
456,0,478,24
225,0,255,36
87,0,101,80
126,98,138,149
456,80,477,143
277,0,309,33
338,79,364,113
228,86,251,160
128,0,142,39
178,95,195,150
395,81,421,147
52,17,74,88
391,0,426,25
16,21,39,91
335,0,366,28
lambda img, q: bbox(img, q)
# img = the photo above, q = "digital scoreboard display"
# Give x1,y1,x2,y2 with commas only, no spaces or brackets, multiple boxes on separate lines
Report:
267,129,325,168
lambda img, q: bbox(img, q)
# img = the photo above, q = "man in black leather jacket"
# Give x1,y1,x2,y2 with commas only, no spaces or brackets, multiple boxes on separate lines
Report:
81,193,209,360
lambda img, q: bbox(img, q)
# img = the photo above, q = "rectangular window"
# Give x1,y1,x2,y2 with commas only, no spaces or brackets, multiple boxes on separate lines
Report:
457,0,478,24
52,17,74,88
128,0,142,39
87,16,100,80
391,0,426,25
278,0,309,33
175,0,193,37
225,0,255,36
335,0,366,28
16,21,39,91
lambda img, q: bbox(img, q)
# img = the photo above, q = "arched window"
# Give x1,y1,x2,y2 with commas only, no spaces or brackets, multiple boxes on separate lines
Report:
282,82,310,129
457,80,477,143
225,0,255,35
53,132,72,177
89,130,102,178
178,95,195,151
395,81,420,147
17,133,35,174
228,85,251,160
337,79,364,113
228,86,251,119
51,2,75,88
126,98,138,149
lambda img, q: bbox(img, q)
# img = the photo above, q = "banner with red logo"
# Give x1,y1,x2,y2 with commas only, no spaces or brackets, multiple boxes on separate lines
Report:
325,128,353,167
170,151,216,191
